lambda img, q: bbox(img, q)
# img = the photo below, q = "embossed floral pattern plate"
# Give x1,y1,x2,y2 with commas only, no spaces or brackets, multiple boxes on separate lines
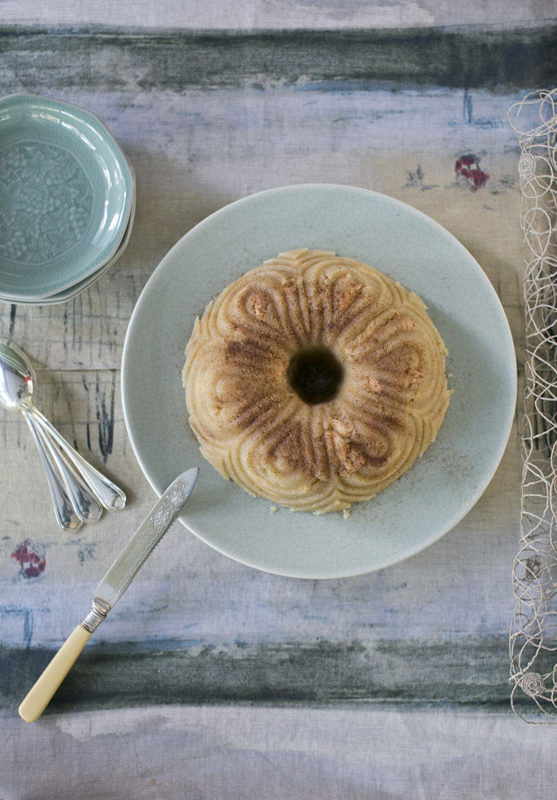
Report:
122,184,517,579
0,94,134,300
1,192,136,305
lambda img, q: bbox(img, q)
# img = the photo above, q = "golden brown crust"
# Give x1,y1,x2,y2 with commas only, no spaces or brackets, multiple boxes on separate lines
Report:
183,249,450,513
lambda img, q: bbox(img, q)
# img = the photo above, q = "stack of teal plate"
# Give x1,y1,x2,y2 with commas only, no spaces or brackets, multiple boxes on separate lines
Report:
0,94,135,305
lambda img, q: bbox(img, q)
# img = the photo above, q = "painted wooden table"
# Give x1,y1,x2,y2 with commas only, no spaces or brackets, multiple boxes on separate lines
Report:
2,4,557,798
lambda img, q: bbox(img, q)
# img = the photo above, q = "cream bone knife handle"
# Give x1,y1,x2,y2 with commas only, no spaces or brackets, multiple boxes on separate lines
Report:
18,599,110,723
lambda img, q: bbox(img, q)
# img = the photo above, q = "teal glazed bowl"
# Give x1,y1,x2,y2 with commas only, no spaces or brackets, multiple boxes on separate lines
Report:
0,94,135,301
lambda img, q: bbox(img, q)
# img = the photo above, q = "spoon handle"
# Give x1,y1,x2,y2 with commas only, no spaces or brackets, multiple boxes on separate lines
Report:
35,425,104,524
28,406,127,511
22,411,82,532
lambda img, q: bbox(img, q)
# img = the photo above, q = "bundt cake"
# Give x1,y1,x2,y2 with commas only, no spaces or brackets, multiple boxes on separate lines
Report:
183,249,450,513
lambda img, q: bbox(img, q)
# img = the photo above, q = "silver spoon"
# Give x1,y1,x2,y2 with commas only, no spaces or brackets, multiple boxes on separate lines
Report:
37,425,103,524
0,341,126,519
0,342,100,527
22,407,83,531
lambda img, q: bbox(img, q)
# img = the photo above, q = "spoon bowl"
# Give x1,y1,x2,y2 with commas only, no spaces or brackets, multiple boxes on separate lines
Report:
0,342,35,409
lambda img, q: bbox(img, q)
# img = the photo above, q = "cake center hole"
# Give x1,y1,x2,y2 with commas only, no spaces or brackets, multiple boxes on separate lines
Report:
287,347,344,405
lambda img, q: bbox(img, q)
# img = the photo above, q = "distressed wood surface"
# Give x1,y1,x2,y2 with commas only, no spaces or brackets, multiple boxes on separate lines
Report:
1,16,557,799
0,25,537,705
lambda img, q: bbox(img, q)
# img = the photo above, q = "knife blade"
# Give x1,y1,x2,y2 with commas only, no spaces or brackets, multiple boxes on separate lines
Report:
18,467,199,723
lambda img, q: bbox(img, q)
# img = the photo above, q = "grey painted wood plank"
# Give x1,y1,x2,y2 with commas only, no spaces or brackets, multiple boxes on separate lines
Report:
1,27,556,92
0,635,513,711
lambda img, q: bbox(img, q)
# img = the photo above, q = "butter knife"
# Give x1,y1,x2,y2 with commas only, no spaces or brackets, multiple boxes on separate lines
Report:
18,467,199,723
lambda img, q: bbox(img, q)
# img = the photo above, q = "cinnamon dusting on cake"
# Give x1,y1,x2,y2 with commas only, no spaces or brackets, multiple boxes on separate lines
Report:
183,249,450,513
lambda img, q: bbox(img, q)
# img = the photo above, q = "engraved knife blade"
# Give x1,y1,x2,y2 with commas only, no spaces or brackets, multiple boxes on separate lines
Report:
92,466,199,613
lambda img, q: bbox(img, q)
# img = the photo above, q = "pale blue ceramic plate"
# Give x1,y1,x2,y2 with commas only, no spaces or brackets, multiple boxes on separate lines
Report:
0,94,134,300
5,191,136,305
122,184,517,579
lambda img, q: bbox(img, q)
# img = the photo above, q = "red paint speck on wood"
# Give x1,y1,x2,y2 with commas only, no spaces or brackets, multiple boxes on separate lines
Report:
11,539,46,578
455,154,490,190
